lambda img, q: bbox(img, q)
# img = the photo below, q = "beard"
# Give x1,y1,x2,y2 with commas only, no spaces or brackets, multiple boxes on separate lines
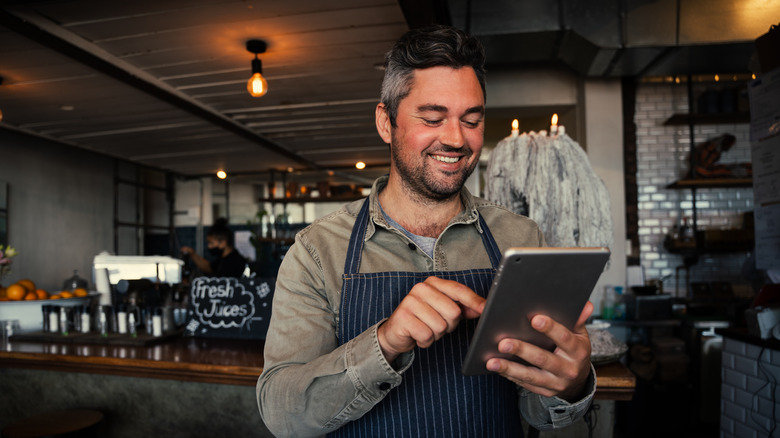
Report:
390,130,479,202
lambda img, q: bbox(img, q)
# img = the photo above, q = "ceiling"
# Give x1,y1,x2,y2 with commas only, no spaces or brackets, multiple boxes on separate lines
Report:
0,0,776,184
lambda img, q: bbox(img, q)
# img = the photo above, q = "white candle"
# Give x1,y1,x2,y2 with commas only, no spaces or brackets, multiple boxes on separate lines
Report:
558,125,565,136
550,113,558,136
511,119,519,137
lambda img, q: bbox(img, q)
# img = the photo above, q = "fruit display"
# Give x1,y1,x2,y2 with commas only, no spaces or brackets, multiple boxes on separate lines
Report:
0,278,89,302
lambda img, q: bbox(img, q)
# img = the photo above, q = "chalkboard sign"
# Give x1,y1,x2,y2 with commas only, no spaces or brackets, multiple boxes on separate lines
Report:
184,276,274,340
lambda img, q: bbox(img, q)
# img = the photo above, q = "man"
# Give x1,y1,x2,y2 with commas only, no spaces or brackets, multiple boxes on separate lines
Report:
257,25,595,437
180,218,247,278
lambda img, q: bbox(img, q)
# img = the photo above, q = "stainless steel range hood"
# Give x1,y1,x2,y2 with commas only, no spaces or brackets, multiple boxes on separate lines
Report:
435,0,777,77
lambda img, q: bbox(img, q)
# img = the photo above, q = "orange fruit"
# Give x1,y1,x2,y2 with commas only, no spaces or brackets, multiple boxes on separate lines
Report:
35,289,49,300
0,286,6,299
0,297,9,301
17,279,35,292
24,291,37,300
49,294,62,300
59,291,74,299
73,288,88,297
6,284,26,301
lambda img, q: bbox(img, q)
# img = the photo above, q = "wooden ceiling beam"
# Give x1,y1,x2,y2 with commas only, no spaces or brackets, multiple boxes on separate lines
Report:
0,6,320,171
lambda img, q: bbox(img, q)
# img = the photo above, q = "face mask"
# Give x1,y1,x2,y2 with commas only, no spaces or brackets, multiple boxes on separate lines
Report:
208,246,223,257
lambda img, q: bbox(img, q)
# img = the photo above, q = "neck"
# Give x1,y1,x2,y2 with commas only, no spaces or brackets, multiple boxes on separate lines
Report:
378,174,463,238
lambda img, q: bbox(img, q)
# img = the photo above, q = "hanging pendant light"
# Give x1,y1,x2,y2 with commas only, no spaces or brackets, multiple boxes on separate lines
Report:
246,39,268,97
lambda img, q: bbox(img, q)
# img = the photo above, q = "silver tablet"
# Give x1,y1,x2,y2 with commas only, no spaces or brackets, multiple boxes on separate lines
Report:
461,247,610,376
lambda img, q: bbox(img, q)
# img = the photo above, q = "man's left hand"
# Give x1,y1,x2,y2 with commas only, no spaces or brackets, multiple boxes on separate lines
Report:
485,301,594,402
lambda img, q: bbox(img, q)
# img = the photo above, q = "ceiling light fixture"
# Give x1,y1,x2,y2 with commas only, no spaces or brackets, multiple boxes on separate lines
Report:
355,161,366,170
246,39,268,98
216,170,227,179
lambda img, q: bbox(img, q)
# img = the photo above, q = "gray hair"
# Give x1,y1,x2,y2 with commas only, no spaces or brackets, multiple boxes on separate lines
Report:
380,25,486,127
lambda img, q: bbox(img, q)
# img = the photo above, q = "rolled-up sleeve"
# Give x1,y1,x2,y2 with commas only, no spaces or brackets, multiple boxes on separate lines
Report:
256,238,413,438
519,363,597,430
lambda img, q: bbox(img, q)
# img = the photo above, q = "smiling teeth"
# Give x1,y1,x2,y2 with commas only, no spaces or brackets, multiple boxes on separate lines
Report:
433,155,459,163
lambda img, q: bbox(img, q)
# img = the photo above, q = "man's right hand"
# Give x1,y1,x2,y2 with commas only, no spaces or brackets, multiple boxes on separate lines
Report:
377,276,485,362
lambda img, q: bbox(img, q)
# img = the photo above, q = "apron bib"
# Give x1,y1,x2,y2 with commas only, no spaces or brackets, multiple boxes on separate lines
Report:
329,199,522,438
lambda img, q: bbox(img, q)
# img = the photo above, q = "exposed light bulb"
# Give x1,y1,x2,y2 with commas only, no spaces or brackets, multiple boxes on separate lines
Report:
355,161,366,170
216,170,227,179
247,72,268,97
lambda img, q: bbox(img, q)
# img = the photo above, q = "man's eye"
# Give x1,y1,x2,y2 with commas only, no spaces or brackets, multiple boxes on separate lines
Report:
463,119,482,128
423,118,443,125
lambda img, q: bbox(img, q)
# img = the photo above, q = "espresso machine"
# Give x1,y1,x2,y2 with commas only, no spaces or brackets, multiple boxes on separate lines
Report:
92,253,187,334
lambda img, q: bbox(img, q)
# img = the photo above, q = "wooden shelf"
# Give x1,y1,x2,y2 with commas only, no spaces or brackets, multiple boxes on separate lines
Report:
663,112,750,126
666,178,753,189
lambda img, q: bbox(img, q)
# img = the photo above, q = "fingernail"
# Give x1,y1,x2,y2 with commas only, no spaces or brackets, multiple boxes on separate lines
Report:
487,360,499,372
532,316,545,329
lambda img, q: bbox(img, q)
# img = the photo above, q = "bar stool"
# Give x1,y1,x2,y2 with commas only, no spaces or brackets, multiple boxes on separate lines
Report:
2,409,103,438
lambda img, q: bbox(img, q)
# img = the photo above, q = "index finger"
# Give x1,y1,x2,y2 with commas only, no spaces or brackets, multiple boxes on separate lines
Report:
423,276,486,318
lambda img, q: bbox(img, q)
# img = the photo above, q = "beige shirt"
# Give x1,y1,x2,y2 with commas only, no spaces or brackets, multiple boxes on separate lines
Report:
257,176,595,437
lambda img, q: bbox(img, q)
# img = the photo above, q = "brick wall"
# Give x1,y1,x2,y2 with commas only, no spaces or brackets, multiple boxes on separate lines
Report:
634,82,754,297
721,337,780,438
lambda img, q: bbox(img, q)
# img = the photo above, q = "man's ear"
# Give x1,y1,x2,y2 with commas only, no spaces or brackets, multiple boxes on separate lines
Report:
375,103,392,144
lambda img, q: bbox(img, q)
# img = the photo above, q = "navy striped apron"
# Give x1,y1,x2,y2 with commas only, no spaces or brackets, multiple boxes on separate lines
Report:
330,199,522,438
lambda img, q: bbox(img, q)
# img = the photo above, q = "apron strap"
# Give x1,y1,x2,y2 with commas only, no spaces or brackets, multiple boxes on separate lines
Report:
343,198,371,276
343,197,502,275
477,213,502,269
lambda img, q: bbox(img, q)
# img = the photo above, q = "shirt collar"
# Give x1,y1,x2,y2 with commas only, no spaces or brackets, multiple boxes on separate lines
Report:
364,175,482,241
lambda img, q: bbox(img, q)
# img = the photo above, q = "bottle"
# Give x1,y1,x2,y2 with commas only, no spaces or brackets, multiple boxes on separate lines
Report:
98,306,109,337
602,286,615,320
41,305,51,333
49,306,60,333
117,304,128,335
59,306,69,336
614,286,626,320
80,306,91,334
152,308,163,337
128,312,137,338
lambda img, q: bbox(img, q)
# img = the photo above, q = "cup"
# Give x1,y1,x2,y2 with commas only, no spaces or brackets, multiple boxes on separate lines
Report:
1,319,21,349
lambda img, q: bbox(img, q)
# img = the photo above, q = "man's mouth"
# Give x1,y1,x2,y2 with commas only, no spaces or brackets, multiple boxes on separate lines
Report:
432,155,460,164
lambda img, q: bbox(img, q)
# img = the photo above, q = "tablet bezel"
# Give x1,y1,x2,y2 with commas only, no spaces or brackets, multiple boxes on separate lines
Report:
461,247,610,376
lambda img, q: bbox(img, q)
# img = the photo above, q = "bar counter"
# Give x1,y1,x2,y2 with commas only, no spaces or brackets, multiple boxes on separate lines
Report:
0,336,635,397
0,337,634,437
0,336,264,386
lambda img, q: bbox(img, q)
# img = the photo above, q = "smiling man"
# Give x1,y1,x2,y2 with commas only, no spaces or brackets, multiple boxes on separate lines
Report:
257,25,595,438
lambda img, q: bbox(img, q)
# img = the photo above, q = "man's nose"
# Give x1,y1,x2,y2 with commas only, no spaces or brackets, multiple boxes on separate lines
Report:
441,121,465,148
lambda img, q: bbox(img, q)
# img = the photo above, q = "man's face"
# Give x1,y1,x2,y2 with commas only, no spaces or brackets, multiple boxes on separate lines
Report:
206,236,224,251
382,66,485,201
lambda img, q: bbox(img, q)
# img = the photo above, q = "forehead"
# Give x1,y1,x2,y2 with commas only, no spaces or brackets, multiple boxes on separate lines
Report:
404,66,484,109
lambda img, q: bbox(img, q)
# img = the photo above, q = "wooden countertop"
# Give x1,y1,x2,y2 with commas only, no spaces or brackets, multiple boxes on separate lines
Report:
0,337,635,399
593,361,636,401
0,337,264,386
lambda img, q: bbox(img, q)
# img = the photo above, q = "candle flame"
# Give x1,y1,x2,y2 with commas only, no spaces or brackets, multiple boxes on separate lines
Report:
551,113,558,127
512,119,519,130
